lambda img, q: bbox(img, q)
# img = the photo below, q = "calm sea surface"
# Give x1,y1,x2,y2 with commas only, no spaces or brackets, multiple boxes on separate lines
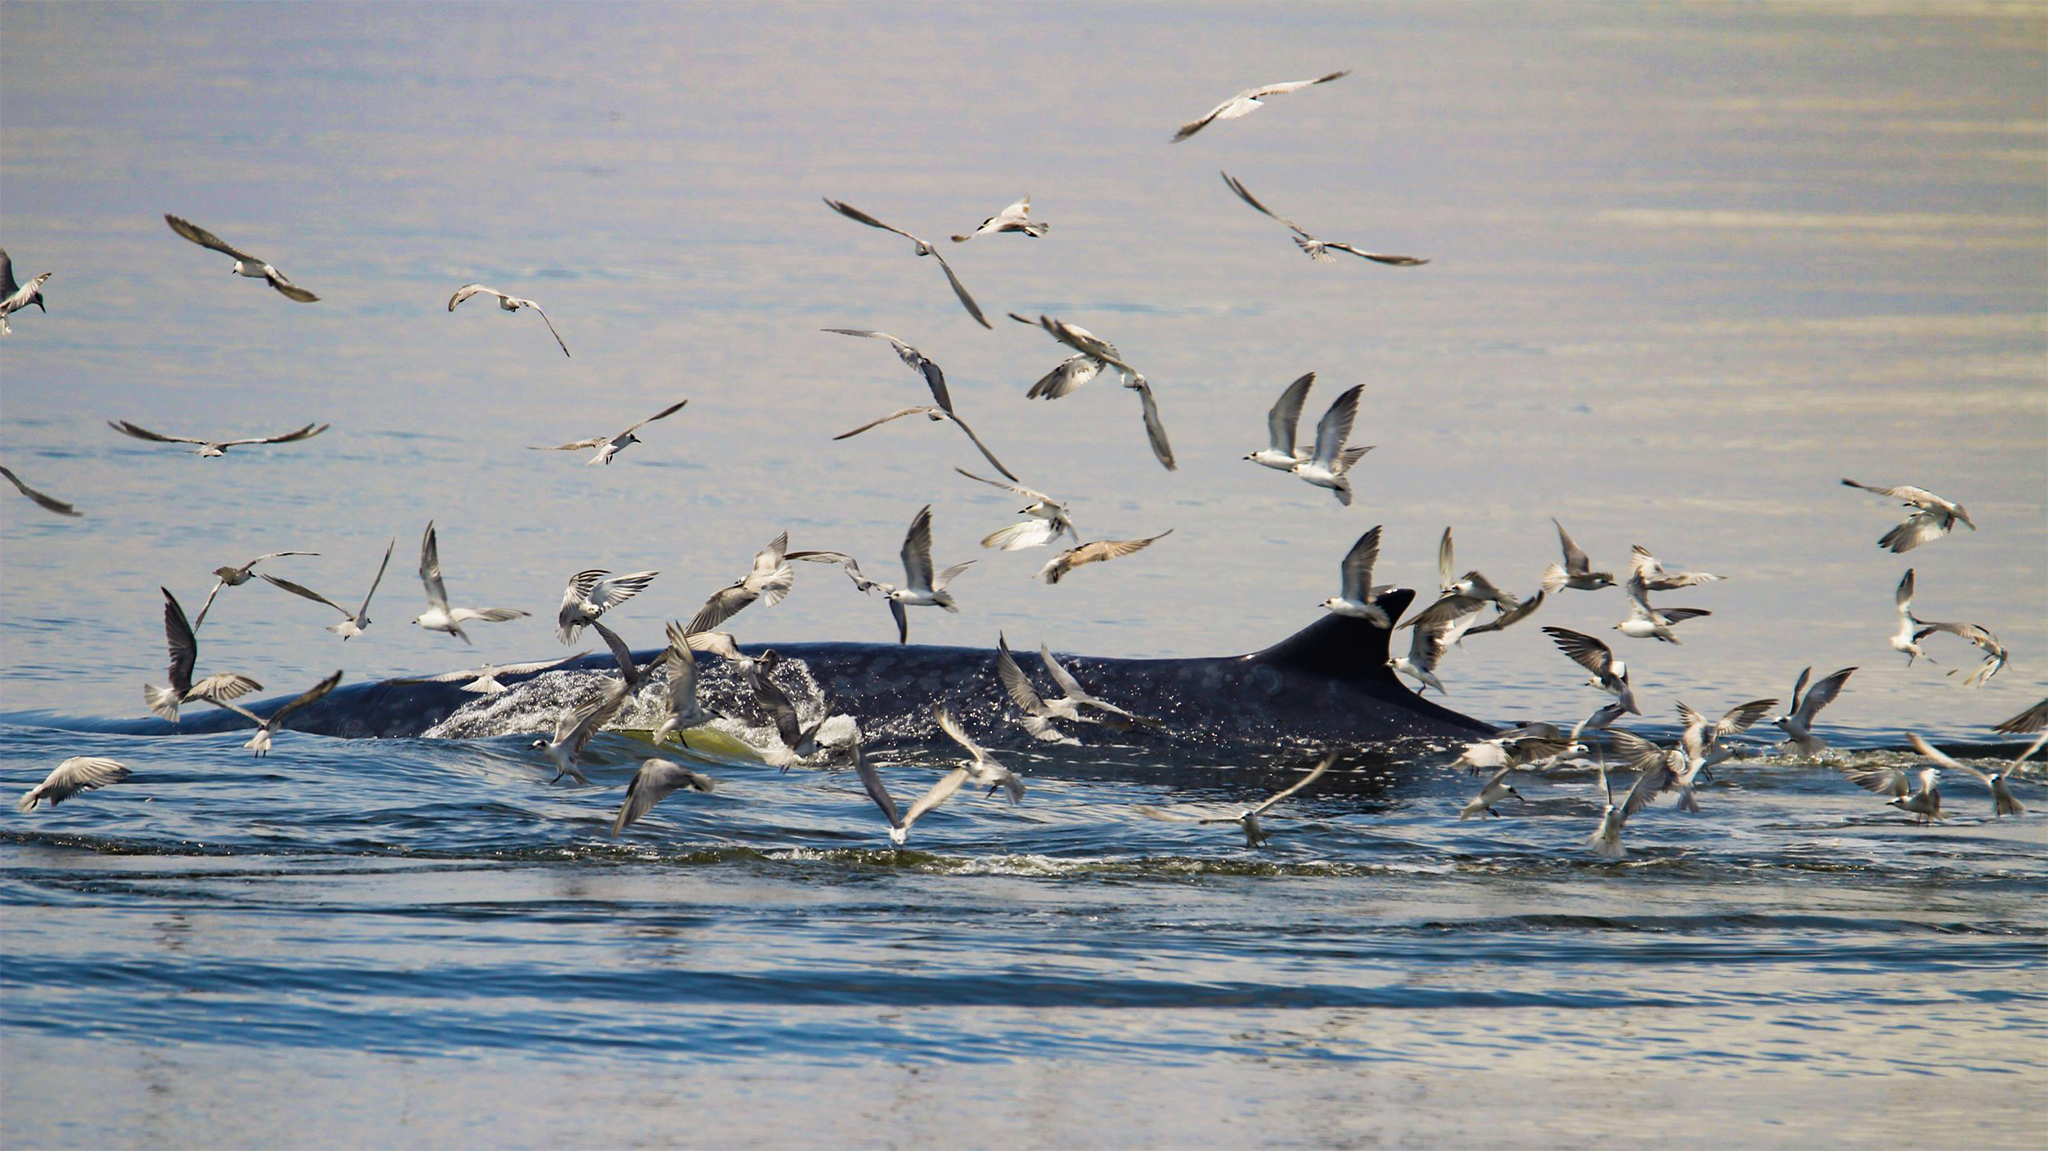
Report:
3,3,2044,1146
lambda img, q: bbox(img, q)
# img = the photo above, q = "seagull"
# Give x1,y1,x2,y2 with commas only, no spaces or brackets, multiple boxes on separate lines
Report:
108,419,328,458
0,249,52,335
1014,314,1176,470
1771,666,1857,757
650,621,715,744
822,328,952,412
1136,750,1334,847
557,569,658,644
1219,171,1428,265
822,198,990,328
210,670,343,757
1465,590,1546,637
1288,384,1370,505
1542,519,1615,593
754,666,833,772
17,758,130,814
261,538,395,640
1433,528,1520,613
1321,525,1392,626
1629,545,1725,591
786,549,888,595
0,465,81,517
389,653,587,695
409,521,528,643
1675,697,1779,790
1542,627,1642,721
854,739,967,847
1911,734,2024,818
447,284,570,357
1242,372,1379,475
1172,71,1350,142
832,405,1020,483
1035,530,1172,585
163,214,318,301
877,506,973,643
685,532,794,635
611,759,717,839
528,399,687,466
1450,731,1582,777
1842,478,1975,552
951,195,1048,242
1887,569,1937,666
145,587,262,722
934,706,1025,804
1031,641,1157,727
1910,616,2008,688
955,468,1079,551
1615,572,1711,643
1847,748,1946,825
1587,730,1684,858
1459,767,1530,820
1010,313,1114,401
190,551,319,629
529,621,647,785
995,634,1080,744
1390,597,1474,694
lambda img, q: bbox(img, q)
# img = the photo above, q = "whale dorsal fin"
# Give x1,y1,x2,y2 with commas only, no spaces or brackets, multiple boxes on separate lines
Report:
1246,588,1416,681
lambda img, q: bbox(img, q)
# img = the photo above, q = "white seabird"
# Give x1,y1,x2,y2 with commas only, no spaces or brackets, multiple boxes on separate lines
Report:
528,399,688,466
822,198,991,328
108,419,328,458
262,538,396,640
409,521,529,643
951,195,1048,242
448,283,571,357
164,214,318,301
1220,171,1428,265
1172,72,1350,143
18,757,131,813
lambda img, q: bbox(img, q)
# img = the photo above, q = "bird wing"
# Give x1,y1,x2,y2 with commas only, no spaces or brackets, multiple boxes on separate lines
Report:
527,302,571,357
823,198,923,245
418,521,451,612
1220,171,1306,234
996,635,1050,716
612,760,707,838
1063,531,1172,576
1034,315,1124,366
953,467,1053,505
1879,512,1949,553
1542,626,1614,678
1129,375,1177,471
663,635,701,713
260,574,351,616
164,214,253,260
1718,699,1780,738
824,329,953,412
618,399,689,439
938,410,1023,483
1251,750,1336,815
1553,518,1594,575
1895,569,1916,615
902,767,969,830
268,670,344,725
1907,733,1985,783
1309,384,1363,468
1841,478,1941,509
1437,527,1457,593
1172,95,1243,142
1037,644,1094,704
354,538,397,615
1338,526,1382,601
889,597,909,644
1620,752,1679,821
1794,667,1857,724
221,422,328,448
0,465,82,517
900,505,937,591
1465,590,1544,636
1249,70,1351,99
1844,765,1910,797
845,742,906,831
1401,593,1485,633
160,587,198,696
1320,242,1429,266
1992,698,2048,735
447,283,505,311
934,706,989,762
592,570,659,613
531,437,610,452
928,250,991,329
263,271,318,303
1025,353,1105,400
1265,371,1315,454
588,618,641,684
108,420,204,446
833,406,942,440
0,249,15,297
25,757,131,810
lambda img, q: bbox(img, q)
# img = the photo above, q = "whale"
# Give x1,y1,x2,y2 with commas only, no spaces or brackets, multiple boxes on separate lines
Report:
52,589,1495,750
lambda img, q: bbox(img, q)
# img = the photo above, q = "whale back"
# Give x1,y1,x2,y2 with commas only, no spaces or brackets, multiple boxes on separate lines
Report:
1244,588,1417,680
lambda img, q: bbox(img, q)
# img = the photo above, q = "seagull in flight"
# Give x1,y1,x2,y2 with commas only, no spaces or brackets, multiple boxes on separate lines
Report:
1675,697,1779,790
211,670,343,757
995,633,1081,744
876,506,973,643
1542,627,1642,726
649,621,716,744
1587,730,1686,858
145,587,262,722
191,551,319,629
448,284,570,357
833,405,1020,483
1771,666,1857,757
1172,71,1350,142
822,198,990,328
529,399,687,466
0,465,81,517
955,468,1078,551
1912,616,2009,688
108,419,328,458
163,214,318,301
1220,171,1428,266
1243,372,1374,474
952,195,1049,242
389,653,586,695
1888,569,1935,666
685,532,794,635
1842,478,1975,553
1847,742,1946,824
18,757,131,814
1136,750,1334,847
753,664,833,771
1459,766,1531,821
410,521,528,643
1629,544,1725,591
853,739,968,848
1288,383,1369,504
1614,571,1711,643
1910,734,2025,818
1014,313,1177,470
1035,530,1173,585
934,706,1026,804
1010,312,1114,401
530,620,648,785
1542,519,1615,593
557,569,658,644
261,538,395,640
0,249,52,335
1321,526,1392,626
611,759,718,839
1390,597,1470,695
822,328,952,412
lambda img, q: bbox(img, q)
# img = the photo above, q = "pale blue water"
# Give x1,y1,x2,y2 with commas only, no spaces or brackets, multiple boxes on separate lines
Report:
3,3,2044,1146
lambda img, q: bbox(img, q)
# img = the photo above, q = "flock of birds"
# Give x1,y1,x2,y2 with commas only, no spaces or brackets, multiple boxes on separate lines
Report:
6,69,2043,858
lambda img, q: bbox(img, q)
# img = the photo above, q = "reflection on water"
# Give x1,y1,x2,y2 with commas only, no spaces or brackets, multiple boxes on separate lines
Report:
2,1,2044,1146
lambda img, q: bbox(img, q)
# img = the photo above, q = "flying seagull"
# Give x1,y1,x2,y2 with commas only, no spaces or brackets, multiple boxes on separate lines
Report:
955,468,1078,551
145,587,262,722
191,550,319,629
934,706,1026,804
410,521,528,643
528,399,687,466
17,757,131,814
1289,383,1370,504
1542,519,1615,593
262,537,395,640
1912,617,2009,688
1136,750,1334,847
448,284,570,357
1015,313,1177,470
611,759,717,839
1542,627,1642,725
1629,545,1725,591
1220,171,1428,265
211,670,343,757
1614,571,1711,644
108,419,328,458
1321,525,1392,626
1910,734,2024,818
389,653,587,695
833,405,1021,483
0,464,81,517
530,621,649,785
753,665,832,771
557,569,659,644
822,328,952,412
822,198,991,328
685,532,794,635
163,214,318,301
1036,530,1173,585
1172,71,1350,142
876,506,973,643
994,633,1081,744
1847,744,1947,825
1459,766,1531,821
649,621,715,744
0,249,52,335
1841,478,1975,553
951,195,1049,242
1009,312,1114,401
853,738,968,847
1771,665,1857,757
1888,569,1934,666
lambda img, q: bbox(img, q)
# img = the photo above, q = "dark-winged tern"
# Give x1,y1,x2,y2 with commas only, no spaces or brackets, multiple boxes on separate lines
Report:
557,569,658,644
877,506,972,643
1841,478,1976,553
211,670,343,757
822,328,953,412
1136,750,1334,847
191,551,319,630
0,249,52,335
409,521,528,643
163,214,318,302
1220,171,1428,265
995,633,1080,744
1771,666,1857,757
1321,526,1391,626
109,419,328,458
145,587,262,722
17,757,131,813
529,399,687,466
1542,519,1615,593
262,538,395,640
822,198,991,328
832,405,1020,483
951,196,1048,242
448,283,571,357
1172,72,1350,143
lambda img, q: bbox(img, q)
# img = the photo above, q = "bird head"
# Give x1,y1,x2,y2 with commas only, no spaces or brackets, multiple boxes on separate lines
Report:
1509,788,1527,802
